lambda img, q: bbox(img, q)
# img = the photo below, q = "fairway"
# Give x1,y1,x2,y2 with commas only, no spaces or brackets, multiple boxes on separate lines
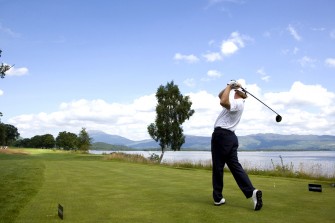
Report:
1,150,334,223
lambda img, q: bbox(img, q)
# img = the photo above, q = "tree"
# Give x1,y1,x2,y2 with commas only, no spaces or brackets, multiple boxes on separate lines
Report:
1,124,20,146
30,135,43,148
0,123,5,146
77,128,92,152
31,134,55,149
41,134,55,148
147,81,195,163
14,134,55,148
56,131,78,150
13,138,31,148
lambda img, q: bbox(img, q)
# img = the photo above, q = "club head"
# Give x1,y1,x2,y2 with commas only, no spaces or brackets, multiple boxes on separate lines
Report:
276,115,282,122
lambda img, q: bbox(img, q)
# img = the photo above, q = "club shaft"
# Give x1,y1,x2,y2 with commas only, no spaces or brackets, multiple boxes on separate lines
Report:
241,87,279,115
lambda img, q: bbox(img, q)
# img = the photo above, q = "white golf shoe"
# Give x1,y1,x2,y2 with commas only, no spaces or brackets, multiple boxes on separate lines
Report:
252,189,263,211
214,198,226,206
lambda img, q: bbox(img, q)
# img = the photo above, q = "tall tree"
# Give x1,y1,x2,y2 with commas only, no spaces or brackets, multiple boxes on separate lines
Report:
148,81,194,163
77,128,92,152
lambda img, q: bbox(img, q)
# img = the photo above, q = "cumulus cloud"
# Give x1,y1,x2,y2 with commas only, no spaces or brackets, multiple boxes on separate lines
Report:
7,82,335,140
287,24,302,41
186,81,335,136
265,81,334,108
174,53,200,63
9,96,157,141
221,32,249,56
325,58,335,67
0,89,3,96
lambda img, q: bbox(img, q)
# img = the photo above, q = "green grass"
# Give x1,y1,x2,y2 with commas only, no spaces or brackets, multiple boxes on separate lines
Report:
1,149,335,223
0,153,44,223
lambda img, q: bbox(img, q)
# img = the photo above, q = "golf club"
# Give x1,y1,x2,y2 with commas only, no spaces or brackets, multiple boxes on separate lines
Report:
240,87,282,122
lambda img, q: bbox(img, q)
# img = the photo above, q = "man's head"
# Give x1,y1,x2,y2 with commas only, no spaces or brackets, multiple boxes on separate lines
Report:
234,89,247,99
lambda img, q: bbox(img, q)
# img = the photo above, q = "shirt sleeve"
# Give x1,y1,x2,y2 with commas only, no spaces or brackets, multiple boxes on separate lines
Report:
229,99,244,112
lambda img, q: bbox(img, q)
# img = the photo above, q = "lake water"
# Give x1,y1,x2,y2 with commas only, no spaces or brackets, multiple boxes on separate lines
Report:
90,150,335,177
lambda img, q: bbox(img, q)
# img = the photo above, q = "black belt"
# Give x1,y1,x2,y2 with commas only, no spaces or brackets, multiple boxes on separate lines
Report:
214,127,234,133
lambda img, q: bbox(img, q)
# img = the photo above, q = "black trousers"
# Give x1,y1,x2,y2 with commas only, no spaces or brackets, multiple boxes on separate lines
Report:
211,128,255,202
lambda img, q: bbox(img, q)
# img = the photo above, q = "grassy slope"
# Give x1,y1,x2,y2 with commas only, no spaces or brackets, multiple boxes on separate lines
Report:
1,149,334,223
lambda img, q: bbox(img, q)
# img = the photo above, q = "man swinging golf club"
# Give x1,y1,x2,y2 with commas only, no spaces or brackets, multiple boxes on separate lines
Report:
211,80,263,211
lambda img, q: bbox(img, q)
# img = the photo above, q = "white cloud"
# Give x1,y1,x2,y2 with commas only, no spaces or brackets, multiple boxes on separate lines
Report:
6,66,29,76
221,41,238,55
325,58,335,68
265,81,335,109
201,70,222,82
256,68,270,82
0,89,3,96
298,56,316,68
207,70,222,78
203,52,222,62
287,24,302,41
7,82,335,140
9,97,157,141
174,53,200,63
187,81,335,136
221,32,249,56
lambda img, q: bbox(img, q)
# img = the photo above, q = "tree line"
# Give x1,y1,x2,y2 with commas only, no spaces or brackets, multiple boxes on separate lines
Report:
0,124,92,152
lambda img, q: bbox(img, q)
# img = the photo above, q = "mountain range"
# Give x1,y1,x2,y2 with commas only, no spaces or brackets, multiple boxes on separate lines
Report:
88,130,335,151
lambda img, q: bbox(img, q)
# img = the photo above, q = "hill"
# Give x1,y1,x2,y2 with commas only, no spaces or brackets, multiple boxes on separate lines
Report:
89,130,335,151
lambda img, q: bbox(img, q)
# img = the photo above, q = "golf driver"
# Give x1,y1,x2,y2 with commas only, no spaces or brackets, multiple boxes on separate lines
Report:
240,87,282,122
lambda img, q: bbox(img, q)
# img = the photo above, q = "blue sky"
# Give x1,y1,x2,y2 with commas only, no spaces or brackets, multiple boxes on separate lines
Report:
1,0,335,140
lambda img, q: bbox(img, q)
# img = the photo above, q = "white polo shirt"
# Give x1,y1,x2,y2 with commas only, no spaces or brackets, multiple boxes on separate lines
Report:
214,98,245,132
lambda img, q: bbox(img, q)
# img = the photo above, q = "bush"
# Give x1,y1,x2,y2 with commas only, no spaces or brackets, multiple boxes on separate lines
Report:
103,152,151,164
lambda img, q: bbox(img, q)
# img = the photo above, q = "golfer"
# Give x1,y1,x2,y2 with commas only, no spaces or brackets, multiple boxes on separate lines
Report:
211,80,263,211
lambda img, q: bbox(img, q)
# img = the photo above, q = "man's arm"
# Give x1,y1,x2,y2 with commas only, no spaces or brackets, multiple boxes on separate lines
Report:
219,82,241,109
219,85,232,109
